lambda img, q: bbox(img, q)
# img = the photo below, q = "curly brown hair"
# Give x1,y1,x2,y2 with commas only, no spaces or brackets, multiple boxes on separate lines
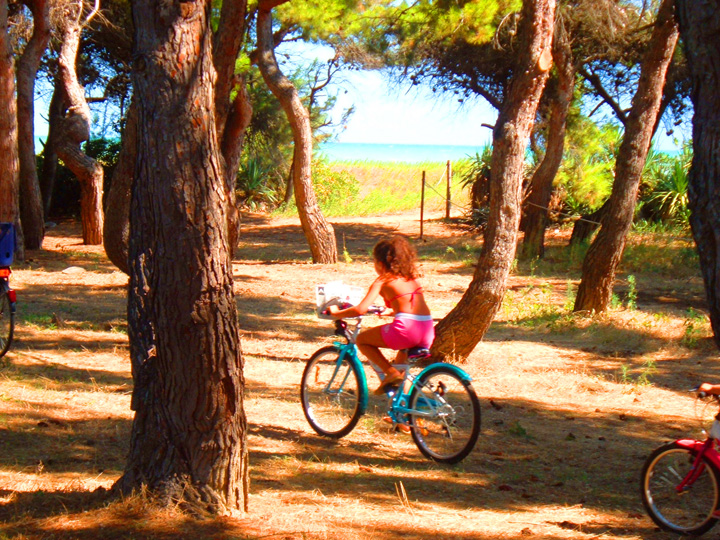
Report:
373,235,420,280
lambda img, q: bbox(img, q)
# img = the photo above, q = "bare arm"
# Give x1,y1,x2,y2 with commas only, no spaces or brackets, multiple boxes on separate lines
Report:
328,278,384,319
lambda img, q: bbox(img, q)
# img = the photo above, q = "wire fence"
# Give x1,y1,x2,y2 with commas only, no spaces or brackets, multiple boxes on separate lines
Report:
416,168,692,243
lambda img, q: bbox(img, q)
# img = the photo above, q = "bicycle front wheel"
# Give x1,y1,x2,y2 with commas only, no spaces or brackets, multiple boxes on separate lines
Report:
300,346,365,439
641,442,719,536
0,287,13,358
408,365,480,464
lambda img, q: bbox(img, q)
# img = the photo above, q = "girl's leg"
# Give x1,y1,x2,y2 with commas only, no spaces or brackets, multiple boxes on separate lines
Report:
357,326,403,393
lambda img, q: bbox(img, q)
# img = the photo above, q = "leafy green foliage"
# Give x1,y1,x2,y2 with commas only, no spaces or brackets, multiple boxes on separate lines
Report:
311,160,360,212
237,157,280,210
555,120,620,215
639,146,691,226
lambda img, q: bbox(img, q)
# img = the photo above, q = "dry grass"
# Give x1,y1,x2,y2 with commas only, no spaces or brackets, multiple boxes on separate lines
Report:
0,211,716,539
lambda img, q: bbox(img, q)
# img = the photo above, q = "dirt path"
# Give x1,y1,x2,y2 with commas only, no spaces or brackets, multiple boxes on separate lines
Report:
0,212,716,539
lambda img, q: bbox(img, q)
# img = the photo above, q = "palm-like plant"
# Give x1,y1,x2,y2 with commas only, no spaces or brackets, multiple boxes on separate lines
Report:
648,156,690,224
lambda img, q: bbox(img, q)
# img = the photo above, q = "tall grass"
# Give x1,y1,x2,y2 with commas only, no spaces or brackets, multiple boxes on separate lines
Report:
275,158,472,217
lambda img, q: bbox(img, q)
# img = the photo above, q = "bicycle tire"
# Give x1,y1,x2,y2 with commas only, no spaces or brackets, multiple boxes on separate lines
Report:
641,442,720,536
408,364,481,464
300,346,366,439
0,285,13,359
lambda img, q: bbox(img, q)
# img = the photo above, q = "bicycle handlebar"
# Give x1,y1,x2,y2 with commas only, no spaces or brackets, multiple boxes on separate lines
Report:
320,299,384,318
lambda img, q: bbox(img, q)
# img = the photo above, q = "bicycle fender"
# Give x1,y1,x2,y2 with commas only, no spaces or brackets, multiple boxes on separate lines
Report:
675,439,707,452
417,363,473,383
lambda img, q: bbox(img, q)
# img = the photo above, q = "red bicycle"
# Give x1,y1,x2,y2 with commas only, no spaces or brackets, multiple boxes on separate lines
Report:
640,389,720,536
0,223,16,359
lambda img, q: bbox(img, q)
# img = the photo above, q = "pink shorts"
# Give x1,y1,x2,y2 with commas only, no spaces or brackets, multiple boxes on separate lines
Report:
381,313,435,350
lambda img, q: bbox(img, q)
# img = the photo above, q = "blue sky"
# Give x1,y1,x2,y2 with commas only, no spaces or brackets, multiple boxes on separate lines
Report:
329,70,497,147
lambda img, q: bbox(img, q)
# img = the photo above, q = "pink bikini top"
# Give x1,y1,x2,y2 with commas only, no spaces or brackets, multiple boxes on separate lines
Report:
384,287,424,309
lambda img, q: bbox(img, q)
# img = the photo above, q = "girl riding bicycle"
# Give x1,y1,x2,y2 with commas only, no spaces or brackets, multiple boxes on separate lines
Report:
327,235,434,395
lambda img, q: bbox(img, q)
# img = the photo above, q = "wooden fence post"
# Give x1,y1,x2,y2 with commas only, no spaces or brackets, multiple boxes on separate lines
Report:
446,160,452,219
420,170,426,240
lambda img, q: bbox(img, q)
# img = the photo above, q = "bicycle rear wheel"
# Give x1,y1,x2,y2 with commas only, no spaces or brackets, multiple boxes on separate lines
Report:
641,442,719,536
300,346,365,438
0,286,13,358
408,365,480,464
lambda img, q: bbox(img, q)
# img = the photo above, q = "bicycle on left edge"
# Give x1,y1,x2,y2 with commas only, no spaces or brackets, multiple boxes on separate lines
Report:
0,223,17,359
300,301,481,464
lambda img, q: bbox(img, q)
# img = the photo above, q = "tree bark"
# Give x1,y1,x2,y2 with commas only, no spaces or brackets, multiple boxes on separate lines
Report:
116,0,248,514
568,203,604,246
102,0,250,269
431,0,555,362
103,100,137,275
0,0,21,255
256,1,338,264
55,1,104,245
574,0,678,313
521,22,574,260
213,0,249,252
676,0,720,348
16,0,50,250
39,80,64,217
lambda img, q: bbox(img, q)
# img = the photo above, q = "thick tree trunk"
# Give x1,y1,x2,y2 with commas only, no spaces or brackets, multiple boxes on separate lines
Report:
16,0,50,250
431,0,555,362
521,25,574,260
116,0,248,514
676,1,720,348
55,5,103,245
574,0,678,312
256,1,338,264
103,101,137,275
0,0,21,254
102,0,250,269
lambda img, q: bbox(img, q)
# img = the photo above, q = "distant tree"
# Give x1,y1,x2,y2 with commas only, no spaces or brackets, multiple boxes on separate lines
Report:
432,0,555,362
521,13,575,259
676,0,720,348
54,0,104,245
256,0,338,263
574,0,679,313
115,0,249,513
16,0,50,250
0,0,21,251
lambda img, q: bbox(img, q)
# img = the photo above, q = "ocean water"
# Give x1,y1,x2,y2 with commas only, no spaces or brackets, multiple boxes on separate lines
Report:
318,142,486,163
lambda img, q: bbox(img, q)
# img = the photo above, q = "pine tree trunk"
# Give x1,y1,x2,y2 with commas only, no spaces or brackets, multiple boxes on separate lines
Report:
115,0,248,514
55,7,103,245
39,82,63,217
431,0,555,362
0,0,20,243
103,101,137,275
568,204,604,246
16,0,49,250
521,26,574,260
256,1,338,264
676,0,720,349
574,0,679,313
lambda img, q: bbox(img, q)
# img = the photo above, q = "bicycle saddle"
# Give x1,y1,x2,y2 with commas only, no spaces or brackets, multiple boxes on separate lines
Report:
407,347,431,359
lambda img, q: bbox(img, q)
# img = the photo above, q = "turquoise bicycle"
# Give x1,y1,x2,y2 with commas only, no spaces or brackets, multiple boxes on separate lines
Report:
300,305,481,464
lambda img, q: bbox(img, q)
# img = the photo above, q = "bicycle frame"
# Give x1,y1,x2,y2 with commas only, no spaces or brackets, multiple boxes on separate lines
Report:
328,325,474,430
673,431,720,493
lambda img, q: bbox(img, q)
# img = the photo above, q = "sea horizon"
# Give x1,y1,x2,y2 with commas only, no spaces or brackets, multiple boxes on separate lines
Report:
318,141,487,164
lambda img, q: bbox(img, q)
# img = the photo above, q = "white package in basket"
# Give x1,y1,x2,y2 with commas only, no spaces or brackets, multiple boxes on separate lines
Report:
315,281,364,319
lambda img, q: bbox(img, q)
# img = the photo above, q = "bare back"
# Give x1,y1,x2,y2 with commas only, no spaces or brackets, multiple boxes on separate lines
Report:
378,275,431,316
